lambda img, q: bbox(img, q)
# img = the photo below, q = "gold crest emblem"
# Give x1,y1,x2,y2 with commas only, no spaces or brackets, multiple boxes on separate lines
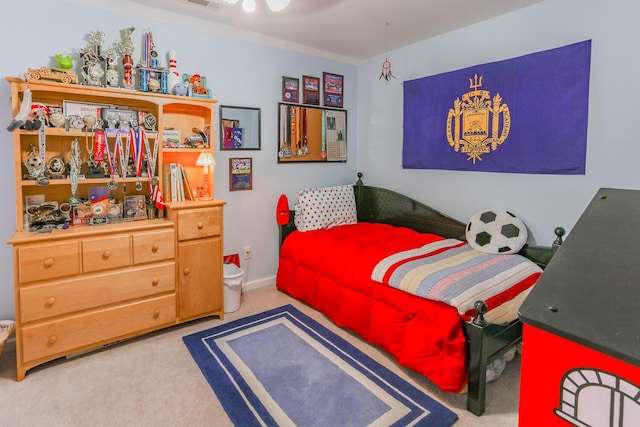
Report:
446,74,510,163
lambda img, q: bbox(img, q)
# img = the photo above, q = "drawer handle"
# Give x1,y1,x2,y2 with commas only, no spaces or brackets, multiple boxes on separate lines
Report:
102,251,111,260
46,297,56,307
151,244,159,253
151,278,159,286
183,267,190,276
153,309,160,319
47,335,57,345
197,222,204,230
44,258,55,268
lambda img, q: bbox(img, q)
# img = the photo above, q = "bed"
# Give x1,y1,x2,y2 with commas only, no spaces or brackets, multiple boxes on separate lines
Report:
276,177,561,416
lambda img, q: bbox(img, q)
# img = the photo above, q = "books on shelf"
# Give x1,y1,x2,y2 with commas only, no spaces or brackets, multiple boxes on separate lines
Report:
163,163,195,202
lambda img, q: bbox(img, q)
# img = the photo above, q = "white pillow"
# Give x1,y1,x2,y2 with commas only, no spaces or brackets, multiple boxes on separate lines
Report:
294,185,357,232
466,209,527,254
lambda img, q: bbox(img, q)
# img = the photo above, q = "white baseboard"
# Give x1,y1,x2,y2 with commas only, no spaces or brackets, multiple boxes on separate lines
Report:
242,275,276,292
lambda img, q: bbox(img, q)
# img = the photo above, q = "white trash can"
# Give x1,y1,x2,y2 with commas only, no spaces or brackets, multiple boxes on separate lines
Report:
223,263,244,313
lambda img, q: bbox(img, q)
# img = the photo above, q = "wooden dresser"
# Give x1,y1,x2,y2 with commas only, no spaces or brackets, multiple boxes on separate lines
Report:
9,221,177,380
6,77,225,380
166,200,225,322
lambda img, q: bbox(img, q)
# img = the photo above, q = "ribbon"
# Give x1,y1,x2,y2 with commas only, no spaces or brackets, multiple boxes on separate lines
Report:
130,127,144,177
93,130,106,162
104,129,119,176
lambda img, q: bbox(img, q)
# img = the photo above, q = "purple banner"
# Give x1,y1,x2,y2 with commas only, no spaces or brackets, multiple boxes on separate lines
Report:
403,40,591,174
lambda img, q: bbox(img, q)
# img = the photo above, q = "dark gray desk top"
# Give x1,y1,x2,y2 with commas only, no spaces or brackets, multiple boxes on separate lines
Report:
519,188,640,367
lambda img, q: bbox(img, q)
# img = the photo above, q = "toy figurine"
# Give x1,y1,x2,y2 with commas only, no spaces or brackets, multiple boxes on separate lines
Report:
55,54,73,70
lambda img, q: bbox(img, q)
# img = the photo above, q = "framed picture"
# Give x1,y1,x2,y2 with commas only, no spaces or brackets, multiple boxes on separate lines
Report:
220,105,261,150
323,72,344,108
229,158,253,191
302,75,320,105
282,76,299,103
100,108,139,129
277,103,347,163
63,100,110,122
123,195,147,221
183,73,212,99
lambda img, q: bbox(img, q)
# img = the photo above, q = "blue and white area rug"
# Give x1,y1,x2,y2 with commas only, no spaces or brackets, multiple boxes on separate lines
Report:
183,304,458,426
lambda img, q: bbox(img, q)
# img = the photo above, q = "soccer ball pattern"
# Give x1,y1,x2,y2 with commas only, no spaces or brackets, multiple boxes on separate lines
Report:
465,209,527,254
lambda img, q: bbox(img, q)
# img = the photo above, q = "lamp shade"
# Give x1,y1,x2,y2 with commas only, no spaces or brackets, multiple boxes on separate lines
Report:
196,152,216,167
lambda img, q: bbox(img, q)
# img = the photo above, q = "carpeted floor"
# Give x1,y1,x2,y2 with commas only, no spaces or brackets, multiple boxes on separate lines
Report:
0,285,521,426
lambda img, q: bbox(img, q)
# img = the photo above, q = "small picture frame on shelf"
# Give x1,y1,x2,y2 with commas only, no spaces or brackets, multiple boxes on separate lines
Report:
229,158,253,191
101,108,139,130
123,195,148,221
183,73,211,99
323,72,344,108
302,75,320,105
282,76,299,103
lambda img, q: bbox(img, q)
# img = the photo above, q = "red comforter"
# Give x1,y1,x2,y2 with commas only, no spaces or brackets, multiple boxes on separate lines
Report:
276,222,470,392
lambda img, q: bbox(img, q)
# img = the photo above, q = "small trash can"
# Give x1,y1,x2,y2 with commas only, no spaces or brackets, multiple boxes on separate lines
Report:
223,263,244,313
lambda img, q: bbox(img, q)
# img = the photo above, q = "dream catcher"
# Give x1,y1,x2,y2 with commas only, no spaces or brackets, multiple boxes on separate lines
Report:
380,22,396,81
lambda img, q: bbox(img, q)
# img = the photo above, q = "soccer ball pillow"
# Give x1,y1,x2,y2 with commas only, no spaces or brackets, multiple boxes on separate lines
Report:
466,209,527,254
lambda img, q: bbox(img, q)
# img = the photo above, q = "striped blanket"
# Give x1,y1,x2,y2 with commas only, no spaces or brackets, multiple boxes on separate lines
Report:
371,239,543,323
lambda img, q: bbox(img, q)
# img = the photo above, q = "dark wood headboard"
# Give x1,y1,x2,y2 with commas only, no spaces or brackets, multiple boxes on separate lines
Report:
279,181,559,269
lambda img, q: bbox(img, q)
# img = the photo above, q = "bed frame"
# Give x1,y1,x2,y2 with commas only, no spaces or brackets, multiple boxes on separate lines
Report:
278,175,563,416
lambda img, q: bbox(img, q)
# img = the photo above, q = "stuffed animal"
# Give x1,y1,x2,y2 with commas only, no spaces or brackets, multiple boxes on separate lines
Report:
188,74,208,96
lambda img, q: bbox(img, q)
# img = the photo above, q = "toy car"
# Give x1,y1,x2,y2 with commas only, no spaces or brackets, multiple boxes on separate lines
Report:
27,67,78,84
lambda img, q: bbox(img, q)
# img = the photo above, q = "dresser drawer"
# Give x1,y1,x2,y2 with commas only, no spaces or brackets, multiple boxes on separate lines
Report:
18,241,80,283
132,229,175,265
21,294,176,363
82,234,131,273
20,262,176,323
176,206,222,241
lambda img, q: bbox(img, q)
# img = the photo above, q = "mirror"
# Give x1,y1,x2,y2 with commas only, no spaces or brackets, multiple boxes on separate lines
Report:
277,103,347,163
220,105,261,150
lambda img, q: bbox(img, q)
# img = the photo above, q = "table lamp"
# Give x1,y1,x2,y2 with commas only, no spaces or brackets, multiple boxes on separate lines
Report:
195,152,216,200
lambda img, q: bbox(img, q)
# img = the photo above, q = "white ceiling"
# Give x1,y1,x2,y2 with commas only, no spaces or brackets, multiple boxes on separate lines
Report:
124,0,541,61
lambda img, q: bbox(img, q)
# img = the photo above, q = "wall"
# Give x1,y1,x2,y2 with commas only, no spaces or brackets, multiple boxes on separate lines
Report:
0,0,358,320
356,0,640,247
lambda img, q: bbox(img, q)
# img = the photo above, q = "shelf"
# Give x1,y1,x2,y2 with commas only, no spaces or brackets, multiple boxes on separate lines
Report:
8,76,217,232
20,177,150,187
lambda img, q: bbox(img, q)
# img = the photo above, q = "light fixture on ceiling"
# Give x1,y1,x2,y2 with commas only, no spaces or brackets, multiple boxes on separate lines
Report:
222,0,290,12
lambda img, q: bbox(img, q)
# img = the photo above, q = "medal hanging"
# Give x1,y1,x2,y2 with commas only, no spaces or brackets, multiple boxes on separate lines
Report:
117,130,129,192
130,127,144,191
302,107,309,156
104,129,119,190
321,109,327,159
143,129,159,186
69,138,80,195
36,109,49,186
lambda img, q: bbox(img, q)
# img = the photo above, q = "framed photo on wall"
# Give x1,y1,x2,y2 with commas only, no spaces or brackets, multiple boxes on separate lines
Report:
219,105,261,150
323,72,344,108
282,76,299,103
302,75,320,105
229,157,253,191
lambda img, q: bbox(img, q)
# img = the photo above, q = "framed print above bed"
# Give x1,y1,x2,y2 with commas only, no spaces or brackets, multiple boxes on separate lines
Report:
277,103,347,163
323,72,343,108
